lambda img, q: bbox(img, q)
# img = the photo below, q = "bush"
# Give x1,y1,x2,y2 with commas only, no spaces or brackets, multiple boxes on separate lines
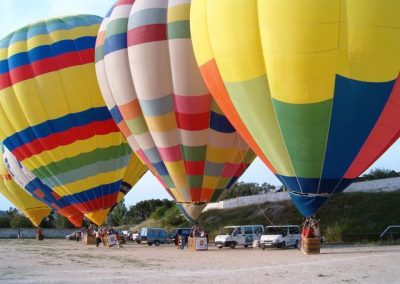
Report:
150,206,168,220
325,223,345,243
0,216,11,228
162,206,186,227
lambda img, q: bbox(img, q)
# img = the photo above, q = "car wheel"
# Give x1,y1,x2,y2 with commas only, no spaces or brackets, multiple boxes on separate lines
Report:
217,245,222,249
230,242,236,249
148,242,153,246
261,244,266,250
244,245,248,248
294,240,299,249
154,240,160,246
281,241,286,249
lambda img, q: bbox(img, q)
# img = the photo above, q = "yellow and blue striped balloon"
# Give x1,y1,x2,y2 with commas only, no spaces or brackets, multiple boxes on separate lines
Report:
191,0,400,216
0,15,138,225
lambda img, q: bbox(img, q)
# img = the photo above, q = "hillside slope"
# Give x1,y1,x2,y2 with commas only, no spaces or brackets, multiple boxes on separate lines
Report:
131,191,400,242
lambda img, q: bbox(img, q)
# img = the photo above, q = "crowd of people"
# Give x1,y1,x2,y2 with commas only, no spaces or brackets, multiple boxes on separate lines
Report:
175,223,209,250
301,217,321,239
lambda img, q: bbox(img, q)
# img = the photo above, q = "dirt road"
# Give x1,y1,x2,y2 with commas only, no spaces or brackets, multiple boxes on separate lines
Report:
0,239,398,283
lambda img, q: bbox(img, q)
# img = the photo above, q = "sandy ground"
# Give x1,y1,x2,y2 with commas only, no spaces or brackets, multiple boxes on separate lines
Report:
0,239,399,284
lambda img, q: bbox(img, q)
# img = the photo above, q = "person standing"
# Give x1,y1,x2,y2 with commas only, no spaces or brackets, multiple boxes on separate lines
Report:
95,229,101,247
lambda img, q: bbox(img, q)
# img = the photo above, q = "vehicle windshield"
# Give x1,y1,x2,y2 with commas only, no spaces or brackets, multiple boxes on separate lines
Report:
264,227,286,235
221,227,236,235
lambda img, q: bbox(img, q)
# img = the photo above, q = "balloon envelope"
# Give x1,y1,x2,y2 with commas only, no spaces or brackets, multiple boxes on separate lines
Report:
191,0,400,216
85,153,147,225
95,0,255,221
0,150,51,227
0,15,136,225
3,144,84,227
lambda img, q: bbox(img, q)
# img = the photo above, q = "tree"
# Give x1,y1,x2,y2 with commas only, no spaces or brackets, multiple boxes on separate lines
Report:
162,205,186,227
39,210,55,228
107,200,128,226
124,199,174,225
0,216,11,228
10,215,33,228
361,168,400,181
6,207,18,217
52,213,75,229
222,182,277,200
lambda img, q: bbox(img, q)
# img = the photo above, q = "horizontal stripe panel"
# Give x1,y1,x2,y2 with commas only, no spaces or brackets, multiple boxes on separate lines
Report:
105,18,129,38
176,111,210,131
10,120,119,161
1,49,94,90
104,32,128,56
173,93,211,114
109,106,124,124
6,16,101,45
158,145,182,162
32,143,131,178
128,8,167,30
64,181,121,206
41,155,130,188
140,95,174,116
167,21,190,40
127,24,167,46
3,37,96,73
4,107,113,151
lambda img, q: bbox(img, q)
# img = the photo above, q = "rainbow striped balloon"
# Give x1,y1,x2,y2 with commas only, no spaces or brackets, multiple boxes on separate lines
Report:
0,147,51,227
191,0,400,216
95,0,255,220
0,15,136,225
3,144,84,227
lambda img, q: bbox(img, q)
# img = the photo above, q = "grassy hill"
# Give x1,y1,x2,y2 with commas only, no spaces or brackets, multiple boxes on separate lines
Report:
129,191,400,243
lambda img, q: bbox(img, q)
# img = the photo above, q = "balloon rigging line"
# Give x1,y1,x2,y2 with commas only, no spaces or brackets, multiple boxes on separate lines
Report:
256,203,275,226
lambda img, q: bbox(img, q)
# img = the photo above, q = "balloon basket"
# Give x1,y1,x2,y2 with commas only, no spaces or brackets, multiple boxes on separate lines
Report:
102,234,118,247
188,237,208,251
301,237,321,255
36,233,44,241
83,234,96,245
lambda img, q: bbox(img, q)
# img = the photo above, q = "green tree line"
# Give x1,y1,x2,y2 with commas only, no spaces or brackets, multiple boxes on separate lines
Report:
1,168,397,229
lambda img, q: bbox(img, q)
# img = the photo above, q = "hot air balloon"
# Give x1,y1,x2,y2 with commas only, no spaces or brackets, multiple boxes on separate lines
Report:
0,148,51,227
191,0,400,217
0,15,140,226
85,153,148,224
2,144,84,227
95,0,255,221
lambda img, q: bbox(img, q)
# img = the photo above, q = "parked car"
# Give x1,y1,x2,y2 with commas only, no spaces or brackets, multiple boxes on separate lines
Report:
260,225,300,249
66,231,81,241
215,225,264,249
131,233,139,242
139,227,171,246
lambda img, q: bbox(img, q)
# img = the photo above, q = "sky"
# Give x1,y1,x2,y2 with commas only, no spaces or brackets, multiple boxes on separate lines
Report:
0,0,399,210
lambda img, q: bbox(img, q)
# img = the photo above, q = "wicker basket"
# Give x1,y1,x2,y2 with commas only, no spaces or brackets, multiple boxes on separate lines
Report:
301,237,321,255
83,234,97,245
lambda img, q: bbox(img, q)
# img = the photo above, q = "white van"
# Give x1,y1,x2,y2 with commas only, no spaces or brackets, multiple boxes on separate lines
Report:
260,225,300,249
215,225,264,249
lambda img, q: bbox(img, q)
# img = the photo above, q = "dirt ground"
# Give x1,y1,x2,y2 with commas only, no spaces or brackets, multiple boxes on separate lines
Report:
0,239,399,283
